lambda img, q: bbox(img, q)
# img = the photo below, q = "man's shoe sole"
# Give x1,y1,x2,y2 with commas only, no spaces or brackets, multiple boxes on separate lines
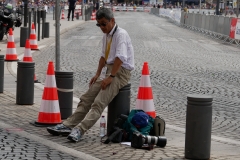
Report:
47,128,60,136
67,136,80,142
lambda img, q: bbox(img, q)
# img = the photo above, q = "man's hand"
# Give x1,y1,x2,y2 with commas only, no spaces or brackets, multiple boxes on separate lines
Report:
89,74,99,88
101,76,113,90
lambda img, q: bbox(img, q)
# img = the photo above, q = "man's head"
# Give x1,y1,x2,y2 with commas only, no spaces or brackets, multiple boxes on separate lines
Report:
96,8,115,34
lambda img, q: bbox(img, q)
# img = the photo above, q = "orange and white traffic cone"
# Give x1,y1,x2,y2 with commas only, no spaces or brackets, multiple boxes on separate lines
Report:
135,62,156,118
34,61,61,126
22,39,39,83
29,23,39,50
91,11,96,20
22,39,33,62
5,28,18,61
61,9,65,19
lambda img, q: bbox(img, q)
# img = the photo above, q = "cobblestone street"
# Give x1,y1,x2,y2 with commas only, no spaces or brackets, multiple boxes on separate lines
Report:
1,11,240,159
32,12,240,142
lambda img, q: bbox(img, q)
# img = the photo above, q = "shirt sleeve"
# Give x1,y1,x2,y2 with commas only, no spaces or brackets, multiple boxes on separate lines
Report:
115,33,128,63
100,35,105,58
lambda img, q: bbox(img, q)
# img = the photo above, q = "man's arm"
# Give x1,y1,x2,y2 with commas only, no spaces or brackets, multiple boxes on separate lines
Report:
110,57,123,76
89,56,105,87
101,57,123,90
96,56,106,76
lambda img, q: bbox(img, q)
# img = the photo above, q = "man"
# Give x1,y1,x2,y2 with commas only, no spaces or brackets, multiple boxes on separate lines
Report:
67,0,76,21
47,8,135,142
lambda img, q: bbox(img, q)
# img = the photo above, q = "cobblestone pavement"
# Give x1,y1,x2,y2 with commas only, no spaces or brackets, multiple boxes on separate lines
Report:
33,12,240,141
1,11,240,159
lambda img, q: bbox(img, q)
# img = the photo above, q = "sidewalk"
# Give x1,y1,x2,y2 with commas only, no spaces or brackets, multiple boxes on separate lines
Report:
0,12,240,160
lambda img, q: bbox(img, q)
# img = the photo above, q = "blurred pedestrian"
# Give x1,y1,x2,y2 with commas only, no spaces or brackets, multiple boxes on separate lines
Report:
67,0,76,21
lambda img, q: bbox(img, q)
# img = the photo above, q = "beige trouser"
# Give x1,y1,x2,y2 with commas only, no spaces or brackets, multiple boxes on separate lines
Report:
63,64,131,135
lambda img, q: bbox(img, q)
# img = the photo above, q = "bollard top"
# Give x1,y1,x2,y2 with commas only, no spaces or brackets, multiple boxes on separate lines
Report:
17,61,35,67
187,94,213,102
55,71,74,75
0,55,4,60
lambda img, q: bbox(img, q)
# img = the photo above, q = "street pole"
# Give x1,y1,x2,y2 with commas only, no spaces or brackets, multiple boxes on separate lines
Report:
55,0,60,71
237,0,239,17
216,0,220,15
199,0,201,13
24,0,28,27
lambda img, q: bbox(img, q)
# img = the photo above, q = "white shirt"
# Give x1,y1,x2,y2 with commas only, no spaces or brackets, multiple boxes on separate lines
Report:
101,24,135,71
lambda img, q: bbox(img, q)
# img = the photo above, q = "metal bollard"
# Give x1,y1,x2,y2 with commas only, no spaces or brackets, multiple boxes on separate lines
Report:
0,55,4,93
107,83,131,135
185,94,213,160
76,12,79,20
85,6,88,21
28,8,32,38
44,22,50,38
37,9,41,41
41,10,46,39
20,27,28,47
16,62,35,105
55,71,73,119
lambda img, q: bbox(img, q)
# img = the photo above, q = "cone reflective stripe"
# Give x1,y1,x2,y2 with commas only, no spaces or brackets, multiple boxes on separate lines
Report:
29,23,39,50
136,62,156,118
5,28,18,61
37,61,61,124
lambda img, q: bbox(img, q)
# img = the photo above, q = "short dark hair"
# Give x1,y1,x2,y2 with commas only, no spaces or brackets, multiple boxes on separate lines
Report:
96,8,114,21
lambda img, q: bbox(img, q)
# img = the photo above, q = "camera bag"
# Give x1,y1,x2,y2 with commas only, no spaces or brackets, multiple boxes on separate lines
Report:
154,116,165,136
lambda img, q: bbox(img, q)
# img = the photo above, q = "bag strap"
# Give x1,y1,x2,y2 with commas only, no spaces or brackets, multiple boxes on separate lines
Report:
102,128,123,144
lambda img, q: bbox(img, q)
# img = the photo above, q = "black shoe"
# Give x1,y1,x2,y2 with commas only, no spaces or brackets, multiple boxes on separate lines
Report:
47,124,71,136
67,128,81,142
68,18,69,21
72,19,74,21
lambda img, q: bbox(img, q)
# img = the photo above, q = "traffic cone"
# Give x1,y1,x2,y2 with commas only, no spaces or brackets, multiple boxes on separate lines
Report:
61,10,65,19
91,11,96,20
29,23,39,50
33,61,61,126
5,28,18,61
22,39,39,83
135,62,156,118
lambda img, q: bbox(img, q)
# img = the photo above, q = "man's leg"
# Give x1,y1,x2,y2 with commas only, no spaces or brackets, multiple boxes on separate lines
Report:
75,66,131,135
72,8,75,20
67,9,71,20
63,79,102,128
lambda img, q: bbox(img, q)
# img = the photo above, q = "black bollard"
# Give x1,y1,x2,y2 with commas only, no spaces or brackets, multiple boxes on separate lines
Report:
107,83,131,135
16,62,35,105
37,9,41,41
28,8,32,38
44,22,50,38
33,7,37,30
0,55,4,93
20,27,28,47
24,0,28,27
85,6,88,21
76,12,79,20
41,10,46,39
185,94,213,160
55,71,73,119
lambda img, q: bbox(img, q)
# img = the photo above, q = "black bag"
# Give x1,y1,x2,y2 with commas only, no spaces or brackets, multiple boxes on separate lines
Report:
102,127,128,144
102,114,128,144
154,116,165,136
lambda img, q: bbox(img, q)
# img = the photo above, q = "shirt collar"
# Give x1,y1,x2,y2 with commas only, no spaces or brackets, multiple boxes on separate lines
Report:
108,24,117,36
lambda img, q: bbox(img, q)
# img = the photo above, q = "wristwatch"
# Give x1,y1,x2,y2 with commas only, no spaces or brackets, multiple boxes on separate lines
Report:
110,75,115,78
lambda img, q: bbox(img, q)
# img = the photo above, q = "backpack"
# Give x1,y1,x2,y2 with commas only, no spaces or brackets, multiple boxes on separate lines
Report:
102,110,155,143
122,109,154,141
